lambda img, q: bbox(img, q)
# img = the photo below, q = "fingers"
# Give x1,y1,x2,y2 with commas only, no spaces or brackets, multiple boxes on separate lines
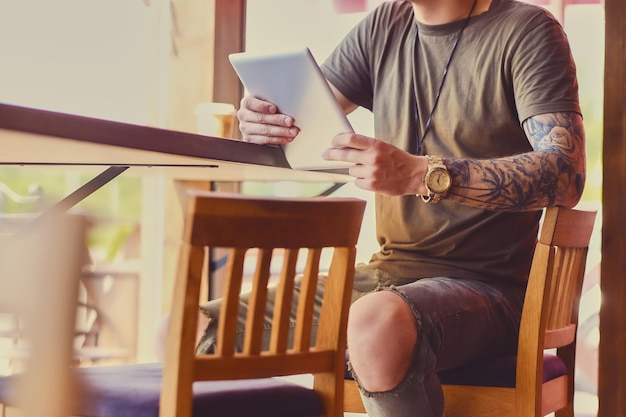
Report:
331,132,374,150
237,96,299,145
239,127,299,145
322,133,375,163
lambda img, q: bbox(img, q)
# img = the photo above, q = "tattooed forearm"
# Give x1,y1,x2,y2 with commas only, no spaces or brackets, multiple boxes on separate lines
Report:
445,112,586,211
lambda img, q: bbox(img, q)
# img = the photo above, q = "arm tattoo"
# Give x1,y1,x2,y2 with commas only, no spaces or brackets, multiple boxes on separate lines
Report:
446,112,586,211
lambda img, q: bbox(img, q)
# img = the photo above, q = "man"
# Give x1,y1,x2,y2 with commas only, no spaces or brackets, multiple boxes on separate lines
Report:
196,0,585,416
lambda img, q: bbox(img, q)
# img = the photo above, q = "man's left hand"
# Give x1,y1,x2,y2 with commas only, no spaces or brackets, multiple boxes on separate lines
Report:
323,133,428,196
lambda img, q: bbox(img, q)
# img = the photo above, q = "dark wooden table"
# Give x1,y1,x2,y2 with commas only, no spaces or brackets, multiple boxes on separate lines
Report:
0,102,351,220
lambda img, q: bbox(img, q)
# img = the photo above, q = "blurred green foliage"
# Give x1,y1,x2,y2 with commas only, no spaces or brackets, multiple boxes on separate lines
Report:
0,167,142,261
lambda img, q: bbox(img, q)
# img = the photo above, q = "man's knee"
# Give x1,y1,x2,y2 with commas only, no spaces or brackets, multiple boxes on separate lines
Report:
347,290,418,392
348,290,418,345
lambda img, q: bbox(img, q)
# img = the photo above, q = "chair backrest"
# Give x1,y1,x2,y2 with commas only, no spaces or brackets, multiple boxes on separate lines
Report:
160,191,366,417
0,214,86,417
516,206,596,416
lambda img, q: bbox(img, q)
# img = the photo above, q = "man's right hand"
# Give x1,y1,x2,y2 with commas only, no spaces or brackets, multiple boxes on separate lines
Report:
237,96,300,145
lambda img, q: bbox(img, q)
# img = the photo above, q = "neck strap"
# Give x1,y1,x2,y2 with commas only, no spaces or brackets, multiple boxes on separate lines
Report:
415,0,478,155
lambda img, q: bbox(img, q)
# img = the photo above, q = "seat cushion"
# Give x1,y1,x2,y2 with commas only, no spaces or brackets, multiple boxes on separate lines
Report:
437,354,567,387
344,351,567,388
0,363,324,417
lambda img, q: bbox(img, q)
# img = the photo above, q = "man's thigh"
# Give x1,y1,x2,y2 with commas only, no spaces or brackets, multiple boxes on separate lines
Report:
393,277,525,371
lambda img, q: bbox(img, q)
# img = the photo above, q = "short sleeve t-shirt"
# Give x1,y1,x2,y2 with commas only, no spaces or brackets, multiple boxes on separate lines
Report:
321,0,581,283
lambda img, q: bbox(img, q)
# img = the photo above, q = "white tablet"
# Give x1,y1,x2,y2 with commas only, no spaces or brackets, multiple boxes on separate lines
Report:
229,48,354,171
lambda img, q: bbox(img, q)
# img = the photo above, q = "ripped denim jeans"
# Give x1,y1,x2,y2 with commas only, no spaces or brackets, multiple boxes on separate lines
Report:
196,264,525,417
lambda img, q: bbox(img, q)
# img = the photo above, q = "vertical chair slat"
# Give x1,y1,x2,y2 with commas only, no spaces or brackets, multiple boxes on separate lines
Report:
315,246,356,417
270,248,299,354
179,244,205,354
569,247,589,322
548,247,584,332
558,250,577,328
293,248,322,352
216,248,246,356
243,248,273,355
316,247,355,351
544,247,560,330
547,248,566,330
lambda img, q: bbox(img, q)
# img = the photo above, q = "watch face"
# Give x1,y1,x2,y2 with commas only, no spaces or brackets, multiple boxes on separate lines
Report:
427,168,451,193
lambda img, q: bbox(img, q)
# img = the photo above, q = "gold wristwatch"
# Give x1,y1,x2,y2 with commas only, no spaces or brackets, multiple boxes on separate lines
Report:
420,155,451,204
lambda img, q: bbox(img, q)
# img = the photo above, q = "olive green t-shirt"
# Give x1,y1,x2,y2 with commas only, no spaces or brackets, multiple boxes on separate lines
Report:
321,0,581,282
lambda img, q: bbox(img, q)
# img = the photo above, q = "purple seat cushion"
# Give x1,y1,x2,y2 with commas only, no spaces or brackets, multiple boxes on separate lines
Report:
0,363,324,417
344,351,567,388
437,354,567,387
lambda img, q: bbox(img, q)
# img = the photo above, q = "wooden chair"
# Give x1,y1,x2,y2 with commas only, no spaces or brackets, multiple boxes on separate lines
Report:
0,192,365,417
0,214,86,417
343,206,597,417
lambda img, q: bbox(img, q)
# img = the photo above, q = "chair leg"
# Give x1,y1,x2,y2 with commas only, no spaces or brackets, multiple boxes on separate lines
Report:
555,404,575,417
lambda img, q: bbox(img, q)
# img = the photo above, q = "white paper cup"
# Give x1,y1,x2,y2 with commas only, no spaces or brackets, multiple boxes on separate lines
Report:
194,102,236,138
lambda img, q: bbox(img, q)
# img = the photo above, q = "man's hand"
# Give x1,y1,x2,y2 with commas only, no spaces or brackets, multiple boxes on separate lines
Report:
237,96,300,145
323,133,428,196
